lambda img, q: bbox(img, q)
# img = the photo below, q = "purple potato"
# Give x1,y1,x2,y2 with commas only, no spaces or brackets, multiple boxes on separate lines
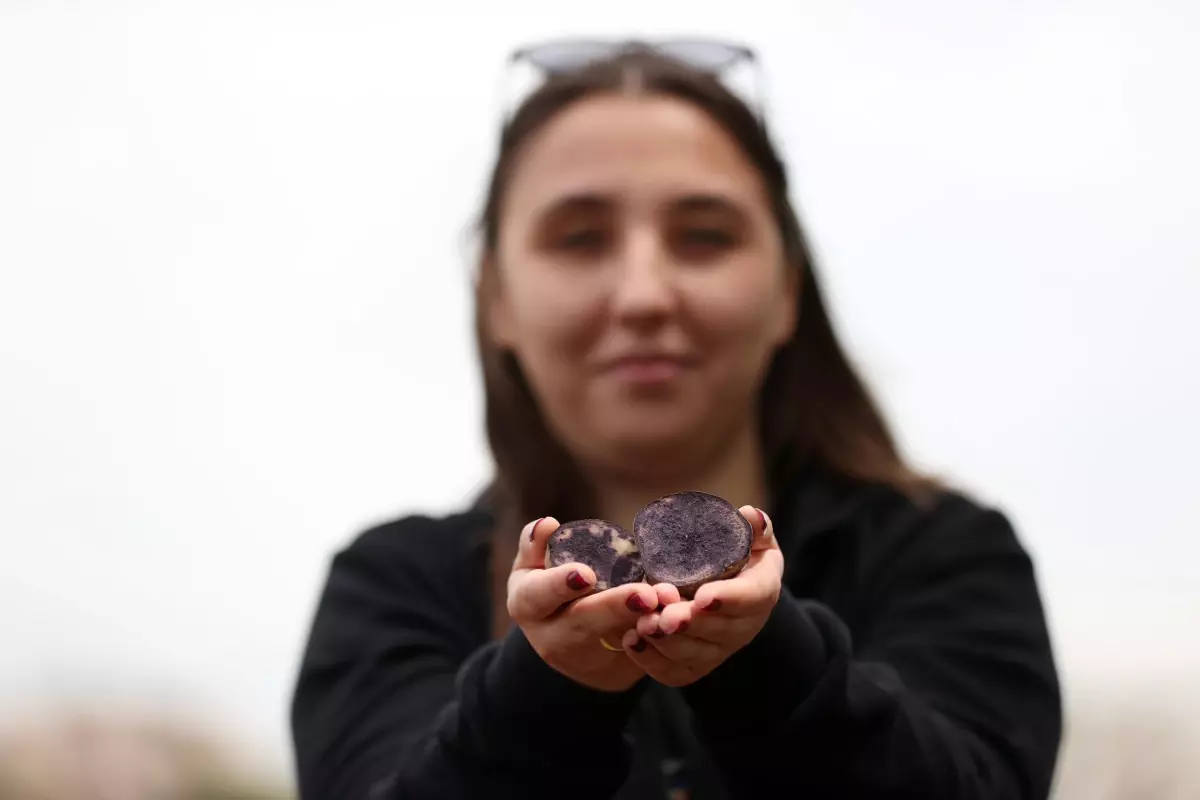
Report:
544,519,645,591
632,491,752,598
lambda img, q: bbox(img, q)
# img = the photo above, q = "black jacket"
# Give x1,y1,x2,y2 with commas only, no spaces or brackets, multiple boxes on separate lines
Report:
291,472,1062,799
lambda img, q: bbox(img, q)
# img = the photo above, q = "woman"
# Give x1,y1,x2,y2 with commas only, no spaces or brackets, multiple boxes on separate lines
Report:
291,41,1061,799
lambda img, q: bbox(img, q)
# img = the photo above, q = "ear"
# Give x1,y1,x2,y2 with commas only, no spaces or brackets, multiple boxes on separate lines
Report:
481,254,516,350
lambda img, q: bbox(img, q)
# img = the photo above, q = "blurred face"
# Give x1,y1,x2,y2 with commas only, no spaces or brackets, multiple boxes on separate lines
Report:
488,92,797,478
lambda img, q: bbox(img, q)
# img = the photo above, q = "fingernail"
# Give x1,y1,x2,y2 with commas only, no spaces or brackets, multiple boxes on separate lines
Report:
650,627,666,639
631,638,648,653
755,508,767,531
529,518,544,542
626,594,651,613
566,570,589,591
674,621,689,634
703,598,723,612
760,509,773,536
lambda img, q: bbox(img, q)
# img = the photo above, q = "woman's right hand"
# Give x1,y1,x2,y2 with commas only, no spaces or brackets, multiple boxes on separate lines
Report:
508,516,660,692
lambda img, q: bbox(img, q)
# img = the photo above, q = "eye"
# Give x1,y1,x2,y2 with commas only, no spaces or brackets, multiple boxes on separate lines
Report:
672,226,739,259
536,196,617,258
682,228,736,247
556,228,610,252
666,195,748,260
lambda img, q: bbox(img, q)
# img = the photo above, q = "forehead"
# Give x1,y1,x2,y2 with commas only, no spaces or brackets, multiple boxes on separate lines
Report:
502,93,769,219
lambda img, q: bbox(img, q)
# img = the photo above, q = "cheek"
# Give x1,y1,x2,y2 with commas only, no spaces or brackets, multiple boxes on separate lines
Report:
686,272,787,357
503,268,605,370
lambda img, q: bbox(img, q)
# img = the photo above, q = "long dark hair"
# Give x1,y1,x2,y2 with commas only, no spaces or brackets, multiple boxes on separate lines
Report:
474,51,928,638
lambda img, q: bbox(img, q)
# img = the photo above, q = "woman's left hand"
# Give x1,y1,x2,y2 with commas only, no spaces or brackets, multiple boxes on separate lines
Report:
620,506,783,687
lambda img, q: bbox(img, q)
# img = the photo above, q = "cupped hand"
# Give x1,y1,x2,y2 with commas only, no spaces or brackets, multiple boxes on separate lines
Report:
508,516,660,692
619,506,783,687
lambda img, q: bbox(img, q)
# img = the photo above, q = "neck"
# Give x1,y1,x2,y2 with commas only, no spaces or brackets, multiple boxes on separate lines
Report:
591,423,769,531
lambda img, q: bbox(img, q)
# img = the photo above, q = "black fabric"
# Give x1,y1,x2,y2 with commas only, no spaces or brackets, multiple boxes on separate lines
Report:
291,473,1062,799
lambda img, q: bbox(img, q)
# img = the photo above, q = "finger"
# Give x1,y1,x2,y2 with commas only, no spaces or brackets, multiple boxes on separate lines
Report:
621,629,716,688
507,562,597,622
512,516,560,572
637,612,665,640
637,607,729,644
643,625,723,663
691,548,784,617
563,581,658,634
669,607,747,643
652,582,681,608
738,505,779,553
621,628,673,671
655,600,695,636
621,626,691,668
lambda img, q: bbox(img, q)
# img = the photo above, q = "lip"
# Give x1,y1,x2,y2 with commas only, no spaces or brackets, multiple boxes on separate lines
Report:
601,353,694,385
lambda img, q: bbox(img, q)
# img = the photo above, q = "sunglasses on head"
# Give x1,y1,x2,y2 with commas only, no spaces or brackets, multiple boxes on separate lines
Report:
500,36,769,123
509,37,758,75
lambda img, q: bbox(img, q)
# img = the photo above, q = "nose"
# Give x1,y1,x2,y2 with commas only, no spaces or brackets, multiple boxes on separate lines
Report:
610,226,677,327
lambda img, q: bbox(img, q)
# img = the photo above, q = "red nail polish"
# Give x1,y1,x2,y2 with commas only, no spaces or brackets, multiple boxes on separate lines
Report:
626,594,651,613
631,638,648,653
755,507,767,531
566,570,589,591
703,598,723,612
529,518,544,542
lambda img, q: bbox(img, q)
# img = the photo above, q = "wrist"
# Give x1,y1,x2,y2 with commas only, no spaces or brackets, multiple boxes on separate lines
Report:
489,625,645,733
682,590,829,734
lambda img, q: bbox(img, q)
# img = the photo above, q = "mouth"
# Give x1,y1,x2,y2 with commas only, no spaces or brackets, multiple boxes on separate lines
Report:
601,353,694,385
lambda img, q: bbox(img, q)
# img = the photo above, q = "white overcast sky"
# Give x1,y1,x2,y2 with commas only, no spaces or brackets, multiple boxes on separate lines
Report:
2,0,1197,779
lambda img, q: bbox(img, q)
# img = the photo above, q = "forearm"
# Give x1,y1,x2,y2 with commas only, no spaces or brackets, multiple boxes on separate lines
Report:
682,594,1043,799
295,627,642,800
395,628,642,799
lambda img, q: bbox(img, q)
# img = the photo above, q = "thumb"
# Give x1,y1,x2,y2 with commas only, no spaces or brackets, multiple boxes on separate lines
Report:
512,516,561,572
739,506,778,553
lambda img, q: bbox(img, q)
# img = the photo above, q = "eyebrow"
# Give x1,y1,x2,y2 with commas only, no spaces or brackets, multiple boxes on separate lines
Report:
671,193,746,216
535,191,747,222
537,192,612,220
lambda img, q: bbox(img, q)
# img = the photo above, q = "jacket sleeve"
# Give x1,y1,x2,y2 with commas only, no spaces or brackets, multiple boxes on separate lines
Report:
290,518,642,800
680,499,1062,799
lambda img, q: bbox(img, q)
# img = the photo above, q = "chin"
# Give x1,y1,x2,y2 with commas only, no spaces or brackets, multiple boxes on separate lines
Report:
593,423,711,477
